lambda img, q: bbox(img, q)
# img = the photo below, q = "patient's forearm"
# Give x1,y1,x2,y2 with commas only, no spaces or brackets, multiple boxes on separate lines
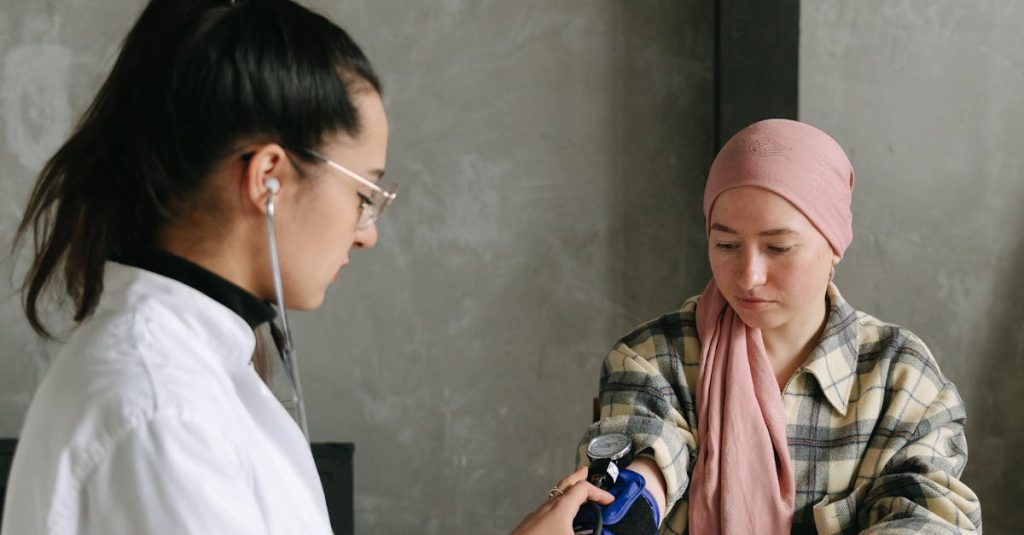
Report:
626,457,667,521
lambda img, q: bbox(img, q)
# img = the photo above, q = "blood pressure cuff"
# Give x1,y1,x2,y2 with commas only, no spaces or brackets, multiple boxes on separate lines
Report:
572,469,660,535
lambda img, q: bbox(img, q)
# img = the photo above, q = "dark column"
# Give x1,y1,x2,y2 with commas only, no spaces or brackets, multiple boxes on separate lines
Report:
714,0,800,151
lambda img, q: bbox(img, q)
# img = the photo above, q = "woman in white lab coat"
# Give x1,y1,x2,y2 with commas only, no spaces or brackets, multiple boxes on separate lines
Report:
4,0,609,533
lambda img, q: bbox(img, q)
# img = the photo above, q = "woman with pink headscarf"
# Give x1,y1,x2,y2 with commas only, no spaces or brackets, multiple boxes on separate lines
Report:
568,119,982,534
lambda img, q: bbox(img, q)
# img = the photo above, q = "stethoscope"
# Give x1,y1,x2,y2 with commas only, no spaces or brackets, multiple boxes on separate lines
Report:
263,176,310,441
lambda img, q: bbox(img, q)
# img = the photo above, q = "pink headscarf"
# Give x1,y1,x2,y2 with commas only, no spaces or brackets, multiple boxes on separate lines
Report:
689,119,854,534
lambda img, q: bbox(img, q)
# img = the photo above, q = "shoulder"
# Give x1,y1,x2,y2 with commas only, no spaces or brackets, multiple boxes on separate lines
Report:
48,295,235,415
17,295,244,480
8,342,248,533
609,296,701,367
847,308,967,435
853,309,952,391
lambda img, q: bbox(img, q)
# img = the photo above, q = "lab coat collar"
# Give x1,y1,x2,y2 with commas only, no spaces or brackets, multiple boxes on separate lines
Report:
114,248,276,328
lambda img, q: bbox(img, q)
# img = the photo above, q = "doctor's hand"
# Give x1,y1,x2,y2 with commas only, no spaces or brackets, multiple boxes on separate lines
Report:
510,466,614,535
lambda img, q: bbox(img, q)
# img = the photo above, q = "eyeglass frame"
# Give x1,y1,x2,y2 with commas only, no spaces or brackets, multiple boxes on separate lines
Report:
278,146,398,229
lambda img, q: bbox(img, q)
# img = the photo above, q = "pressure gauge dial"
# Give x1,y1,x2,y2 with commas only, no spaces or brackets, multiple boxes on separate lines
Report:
586,433,632,461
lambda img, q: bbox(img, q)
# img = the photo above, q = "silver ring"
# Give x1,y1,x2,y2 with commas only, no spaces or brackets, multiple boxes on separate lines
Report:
547,486,565,498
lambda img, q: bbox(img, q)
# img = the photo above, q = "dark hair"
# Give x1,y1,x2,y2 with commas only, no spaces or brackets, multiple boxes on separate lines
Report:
14,0,380,338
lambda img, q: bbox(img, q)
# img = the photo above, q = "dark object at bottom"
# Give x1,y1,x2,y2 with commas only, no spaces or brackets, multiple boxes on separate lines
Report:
311,442,355,535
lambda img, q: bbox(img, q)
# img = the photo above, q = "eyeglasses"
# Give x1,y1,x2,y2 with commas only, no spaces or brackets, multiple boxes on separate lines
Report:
290,147,399,229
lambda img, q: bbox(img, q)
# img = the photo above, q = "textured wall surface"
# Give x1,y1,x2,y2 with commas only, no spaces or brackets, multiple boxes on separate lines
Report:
801,1,1024,530
0,1,713,533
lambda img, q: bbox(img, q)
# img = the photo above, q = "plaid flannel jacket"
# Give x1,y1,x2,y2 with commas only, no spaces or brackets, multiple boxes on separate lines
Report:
578,284,982,534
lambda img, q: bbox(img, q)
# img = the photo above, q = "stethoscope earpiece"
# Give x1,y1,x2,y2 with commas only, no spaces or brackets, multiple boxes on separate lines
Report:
264,177,281,196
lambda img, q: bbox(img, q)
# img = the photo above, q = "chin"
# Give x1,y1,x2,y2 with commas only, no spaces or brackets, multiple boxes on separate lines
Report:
284,289,327,311
301,293,327,310
731,307,785,331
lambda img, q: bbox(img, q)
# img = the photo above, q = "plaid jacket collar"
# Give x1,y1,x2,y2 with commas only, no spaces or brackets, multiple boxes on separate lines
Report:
799,283,861,416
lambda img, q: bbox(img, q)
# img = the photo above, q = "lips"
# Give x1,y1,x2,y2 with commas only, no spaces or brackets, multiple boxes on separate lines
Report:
736,296,774,310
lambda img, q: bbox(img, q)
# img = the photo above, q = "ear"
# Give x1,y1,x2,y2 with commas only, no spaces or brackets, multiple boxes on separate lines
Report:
240,143,293,215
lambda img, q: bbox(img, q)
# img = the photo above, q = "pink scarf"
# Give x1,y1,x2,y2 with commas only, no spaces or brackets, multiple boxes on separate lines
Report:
690,283,795,533
688,119,854,534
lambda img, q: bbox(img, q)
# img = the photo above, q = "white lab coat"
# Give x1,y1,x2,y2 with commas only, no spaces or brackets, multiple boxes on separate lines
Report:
2,262,334,534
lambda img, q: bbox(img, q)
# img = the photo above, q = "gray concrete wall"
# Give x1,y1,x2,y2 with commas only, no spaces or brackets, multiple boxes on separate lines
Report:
801,1,1024,530
0,1,713,533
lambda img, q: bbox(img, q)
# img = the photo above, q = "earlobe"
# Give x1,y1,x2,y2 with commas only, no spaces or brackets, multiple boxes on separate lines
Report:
829,254,841,283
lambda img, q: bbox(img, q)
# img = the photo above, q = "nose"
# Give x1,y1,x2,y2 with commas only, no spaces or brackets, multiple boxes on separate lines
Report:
353,222,378,249
737,250,767,289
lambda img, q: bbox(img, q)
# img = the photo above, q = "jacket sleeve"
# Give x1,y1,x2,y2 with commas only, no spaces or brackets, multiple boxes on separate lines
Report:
74,411,267,535
576,331,698,521
858,382,983,534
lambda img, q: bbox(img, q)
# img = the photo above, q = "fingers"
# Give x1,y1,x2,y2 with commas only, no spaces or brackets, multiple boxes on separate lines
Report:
514,476,616,535
551,467,614,507
552,466,589,495
561,479,615,506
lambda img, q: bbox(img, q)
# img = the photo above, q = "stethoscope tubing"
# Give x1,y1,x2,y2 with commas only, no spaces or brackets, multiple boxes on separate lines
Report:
265,190,311,441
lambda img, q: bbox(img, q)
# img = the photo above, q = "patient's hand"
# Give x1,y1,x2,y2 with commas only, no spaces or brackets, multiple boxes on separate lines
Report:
511,467,614,535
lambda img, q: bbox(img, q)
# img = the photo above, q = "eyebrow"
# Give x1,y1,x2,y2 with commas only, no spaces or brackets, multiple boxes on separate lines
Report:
709,223,796,237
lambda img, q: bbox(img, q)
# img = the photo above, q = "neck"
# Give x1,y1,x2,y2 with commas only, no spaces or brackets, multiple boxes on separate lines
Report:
762,290,830,389
157,222,267,300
